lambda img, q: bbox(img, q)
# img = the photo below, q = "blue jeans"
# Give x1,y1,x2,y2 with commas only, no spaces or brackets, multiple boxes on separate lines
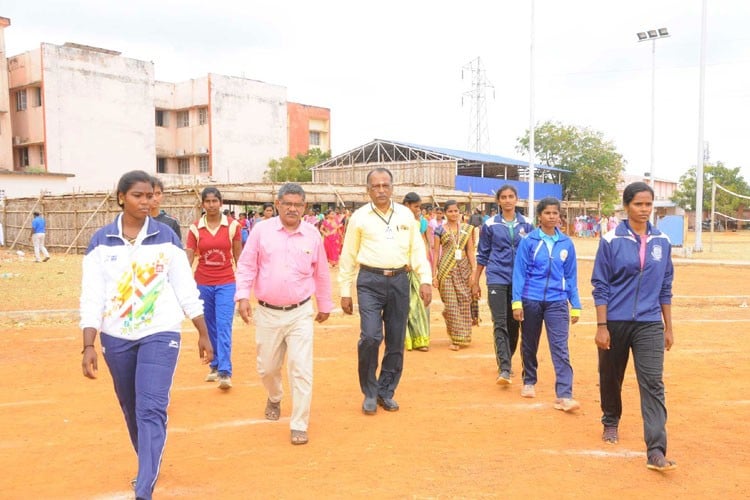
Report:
520,299,574,398
198,283,236,376
101,331,180,500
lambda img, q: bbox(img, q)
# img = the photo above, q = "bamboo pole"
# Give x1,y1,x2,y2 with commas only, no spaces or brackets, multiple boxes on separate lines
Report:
65,192,111,255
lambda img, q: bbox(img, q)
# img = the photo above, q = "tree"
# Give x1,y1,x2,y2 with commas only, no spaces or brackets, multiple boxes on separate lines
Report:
671,162,749,215
516,121,624,205
264,148,331,182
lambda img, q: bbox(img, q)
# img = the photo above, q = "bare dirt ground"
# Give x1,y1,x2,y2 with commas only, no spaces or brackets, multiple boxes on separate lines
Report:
1,232,749,499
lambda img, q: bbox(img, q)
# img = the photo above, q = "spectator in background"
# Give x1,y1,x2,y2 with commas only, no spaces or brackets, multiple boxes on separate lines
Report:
320,209,343,267
402,192,431,352
433,200,476,350
238,212,250,245
150,177,181,240
30,211,50,262
262,203,275,220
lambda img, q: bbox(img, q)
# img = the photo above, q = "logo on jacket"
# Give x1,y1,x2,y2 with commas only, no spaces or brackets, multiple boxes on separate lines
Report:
560,249,568,262
651,245,663,262
169,340,180,349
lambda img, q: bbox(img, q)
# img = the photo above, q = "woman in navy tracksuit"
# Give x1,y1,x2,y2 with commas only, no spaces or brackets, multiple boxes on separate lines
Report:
592,181,676,472
512,197,581,412
471,185,534,385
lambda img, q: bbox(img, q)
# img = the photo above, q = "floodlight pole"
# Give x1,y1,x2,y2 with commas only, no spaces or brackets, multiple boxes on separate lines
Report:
694,0,708,252
637,28,669,224
528,0,536,222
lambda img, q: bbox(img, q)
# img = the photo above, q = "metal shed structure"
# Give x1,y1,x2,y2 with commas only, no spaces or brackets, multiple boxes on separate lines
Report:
311,138,570,188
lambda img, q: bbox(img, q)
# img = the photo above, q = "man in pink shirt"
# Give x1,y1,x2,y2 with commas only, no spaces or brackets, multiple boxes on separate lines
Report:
235,183,333,446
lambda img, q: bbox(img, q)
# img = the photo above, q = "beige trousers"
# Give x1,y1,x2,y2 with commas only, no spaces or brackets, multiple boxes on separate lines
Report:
254,300,314,431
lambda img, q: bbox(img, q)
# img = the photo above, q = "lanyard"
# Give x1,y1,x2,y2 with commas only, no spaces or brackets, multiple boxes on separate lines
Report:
371,203,394,227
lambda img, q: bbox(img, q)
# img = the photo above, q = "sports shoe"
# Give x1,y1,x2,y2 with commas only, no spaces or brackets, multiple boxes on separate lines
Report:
521,384,536,398
554,398,580,412
496,371,511,385
205,368,218,382
602,426,618,444
218,375,232,390
43,256,50,262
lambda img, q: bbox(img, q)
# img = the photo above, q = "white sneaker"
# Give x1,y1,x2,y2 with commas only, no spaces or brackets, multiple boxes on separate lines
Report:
205,369,218,382
521,384,536,398
218,375,232,390
554,398,580,412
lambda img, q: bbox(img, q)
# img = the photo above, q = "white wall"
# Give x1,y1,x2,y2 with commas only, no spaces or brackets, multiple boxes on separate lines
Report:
42,43,155,192
209,74,287,183
0,172,73,198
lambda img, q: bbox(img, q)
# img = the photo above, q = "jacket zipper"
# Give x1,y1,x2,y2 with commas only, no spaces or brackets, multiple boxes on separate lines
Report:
632,236,644,320
542,240,553,301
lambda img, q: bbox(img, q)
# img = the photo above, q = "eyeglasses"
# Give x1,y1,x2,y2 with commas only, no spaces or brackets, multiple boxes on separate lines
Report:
369,183,392,191
279,202,305,209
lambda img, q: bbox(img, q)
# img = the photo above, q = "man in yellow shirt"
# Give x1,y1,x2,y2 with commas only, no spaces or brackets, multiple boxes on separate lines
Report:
339,168,433,414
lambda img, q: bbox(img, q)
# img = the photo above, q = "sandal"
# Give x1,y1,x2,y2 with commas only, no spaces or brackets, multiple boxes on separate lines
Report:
416,346,429,352
647,452,677,471
449,344,460,351
291,429,308,445
265,399,281,421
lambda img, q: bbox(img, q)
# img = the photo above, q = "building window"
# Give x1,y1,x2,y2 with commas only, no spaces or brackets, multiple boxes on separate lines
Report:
156,157,166,173
309,130,321,147
20,147,29,167
32,87,42,107
40,146,45,165
155,110,168,127
198,107,208,125
199,155,209,173
177,110,189,128
16,89,27,111
178,158,190,175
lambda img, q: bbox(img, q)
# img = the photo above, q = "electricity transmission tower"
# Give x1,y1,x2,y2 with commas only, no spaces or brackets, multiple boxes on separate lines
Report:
462,57,494,153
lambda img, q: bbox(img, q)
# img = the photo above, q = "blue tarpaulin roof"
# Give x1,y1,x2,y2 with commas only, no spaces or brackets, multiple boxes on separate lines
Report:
393,140,571,173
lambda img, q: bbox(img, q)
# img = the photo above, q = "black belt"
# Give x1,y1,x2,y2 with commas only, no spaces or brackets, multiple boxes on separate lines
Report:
258,297,311,311
359,264,408,277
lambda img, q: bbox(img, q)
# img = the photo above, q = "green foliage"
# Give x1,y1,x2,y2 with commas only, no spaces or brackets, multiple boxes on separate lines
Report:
264,148,331,182
516,121,624,205
671,162,749,213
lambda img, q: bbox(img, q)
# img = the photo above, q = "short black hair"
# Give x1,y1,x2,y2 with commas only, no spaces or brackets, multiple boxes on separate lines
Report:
402,192,421,204
623,182,654,206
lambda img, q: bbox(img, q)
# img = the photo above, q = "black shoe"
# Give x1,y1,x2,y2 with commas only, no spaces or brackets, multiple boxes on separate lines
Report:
377,396,399,412
362,397,377,415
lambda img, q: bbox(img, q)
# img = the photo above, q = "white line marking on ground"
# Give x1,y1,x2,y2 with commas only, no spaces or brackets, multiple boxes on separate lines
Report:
0,399,56,408
442,402,548,410
172,382,260,392
91,492,132,500
542,448,645,458
28,336,76,342
453,353,496,359
169,417,285,433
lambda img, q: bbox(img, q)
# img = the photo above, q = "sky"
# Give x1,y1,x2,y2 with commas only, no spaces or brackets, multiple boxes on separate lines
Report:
3,0,750,183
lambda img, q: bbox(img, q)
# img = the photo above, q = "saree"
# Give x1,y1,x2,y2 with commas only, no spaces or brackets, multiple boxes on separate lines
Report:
405,270,430,350
435,223,473,346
